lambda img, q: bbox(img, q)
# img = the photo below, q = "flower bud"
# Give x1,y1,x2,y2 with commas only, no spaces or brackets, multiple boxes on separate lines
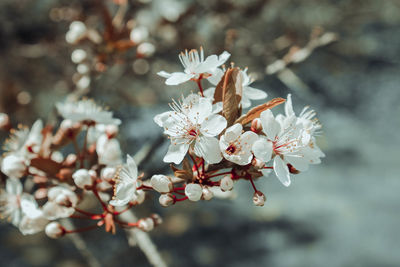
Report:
71,49,87,64
64,154,77,167
252,157,265,169
105,125,118,138
150,175,172,193
0,113,10,129
133,189,146,205
252,191,266,207
138,218,154,232
220,176,234,192
150,214,163,226
251,118,262,133
45,222,65,239
202,186,214,201
72,169,93,189
185,183,202,202
137,42,155,57
1,154,26,178
101,167,116,182
159,193,174,207
130,26,149,44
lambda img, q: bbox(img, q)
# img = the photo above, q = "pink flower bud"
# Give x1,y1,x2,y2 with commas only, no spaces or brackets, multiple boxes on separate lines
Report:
251,118,262,133
45,222,65,239
202,186,214,201
159,193,174,207
220,176,234,192
252,191,266,207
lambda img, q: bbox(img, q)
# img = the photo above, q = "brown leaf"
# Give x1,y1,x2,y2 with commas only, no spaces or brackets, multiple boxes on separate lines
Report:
170,164,193,181
30,157,63,177
221,68,243,126
235,97,286,125
182,158,193,176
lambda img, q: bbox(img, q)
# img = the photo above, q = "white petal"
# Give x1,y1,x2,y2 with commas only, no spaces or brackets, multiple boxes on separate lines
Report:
207,68,224,85
109,181,136,206
244,86,268,100
241,95,251,109
260,109,281,140
252,138,273,162
165,72,194,85
126,155,138,179
203,87,216,99
6,177,23,195
273,156,291,187
187,97,213,124
195,55,219,73
217,51,231,65
194,136,222,164
200,114,227,137
163,143,189,164
212,102,223,113
285,155,309,172
224,123,242,142
154,111,174,127
157,71,172,78
285,94,295,117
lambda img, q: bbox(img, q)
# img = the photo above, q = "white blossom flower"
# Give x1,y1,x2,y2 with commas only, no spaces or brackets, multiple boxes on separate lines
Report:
72,169,93,189
110,155,141,207
42,186,78,220
56,99,121,125
219,123,258,165
0,178,24,226
185,183,202,201
204,68,267,108
3,120,43,157
1,154,26,178
45,222,65,239
96,134,123,166
18,194,48,235
154,94,227,164
66,21,87,44
157,47,230,85
253,106,324,187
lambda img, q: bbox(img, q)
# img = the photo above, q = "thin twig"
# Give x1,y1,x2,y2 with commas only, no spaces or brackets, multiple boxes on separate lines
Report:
62,219,102,267
120,210,167,267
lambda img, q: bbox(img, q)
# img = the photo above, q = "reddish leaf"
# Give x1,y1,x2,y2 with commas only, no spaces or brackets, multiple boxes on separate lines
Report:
235,97,286,125
30,157,63,177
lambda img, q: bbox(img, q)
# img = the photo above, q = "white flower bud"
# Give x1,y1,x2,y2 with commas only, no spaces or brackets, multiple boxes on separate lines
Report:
220,176,234,192
150,175,172,193
253,191,266,207
138,218,154,232
76,75,90,89
66,21,87,44
133,189,146,205
150,214,163,226
185,184,202,202
105,125,118,138
45,222,65,239
130,26,149,43
202,186,214,201
0,113,10,129
251,118,262,133
51,151,64,163
64,154,77,166
1,154,26,178
252,157,265,169
77,63,90,74
71,49,87,63
101,167,116,182
137,42,155,57
159,193,174,207
72,169,92,189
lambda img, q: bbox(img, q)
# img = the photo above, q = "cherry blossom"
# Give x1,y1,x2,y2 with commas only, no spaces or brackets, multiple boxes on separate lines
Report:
154,94,227,164
42,186,78,220
157,47,230,85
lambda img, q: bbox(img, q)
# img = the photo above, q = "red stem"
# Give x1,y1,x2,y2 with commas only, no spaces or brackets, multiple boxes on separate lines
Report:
196,78,204,97
206,171,232,179
249,177,257,193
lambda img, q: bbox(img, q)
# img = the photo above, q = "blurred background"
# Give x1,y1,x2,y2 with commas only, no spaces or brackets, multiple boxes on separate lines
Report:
1,0,400,266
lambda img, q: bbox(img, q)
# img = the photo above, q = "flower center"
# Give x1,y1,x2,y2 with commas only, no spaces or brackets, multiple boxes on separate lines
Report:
226,144,236,154
188,129,198,137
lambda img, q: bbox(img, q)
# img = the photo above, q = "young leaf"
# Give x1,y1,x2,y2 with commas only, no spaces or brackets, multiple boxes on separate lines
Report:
222,67,243,126
235,97,286,125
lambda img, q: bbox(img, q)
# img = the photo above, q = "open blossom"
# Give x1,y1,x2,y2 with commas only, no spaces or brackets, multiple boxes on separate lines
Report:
0,178,24,226
110,155,143,207
96,134,123,166
154,94,227,164
3,120,43,157
204,68,267,108
43,185,78,220
18,193,48,235
1,154,26,178
56,99,121,125
219,123,258,165
157,47,230,85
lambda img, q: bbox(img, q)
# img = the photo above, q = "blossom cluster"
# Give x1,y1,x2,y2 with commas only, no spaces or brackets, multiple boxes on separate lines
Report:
0,47,324,240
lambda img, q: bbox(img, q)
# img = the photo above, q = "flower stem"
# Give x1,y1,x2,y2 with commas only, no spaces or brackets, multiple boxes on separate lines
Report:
196,78,204,97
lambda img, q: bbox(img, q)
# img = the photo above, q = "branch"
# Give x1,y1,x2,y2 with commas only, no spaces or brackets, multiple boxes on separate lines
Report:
119,210,167,267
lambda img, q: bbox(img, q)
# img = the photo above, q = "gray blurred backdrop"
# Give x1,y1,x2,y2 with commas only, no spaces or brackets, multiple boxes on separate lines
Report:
1,0,400,266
